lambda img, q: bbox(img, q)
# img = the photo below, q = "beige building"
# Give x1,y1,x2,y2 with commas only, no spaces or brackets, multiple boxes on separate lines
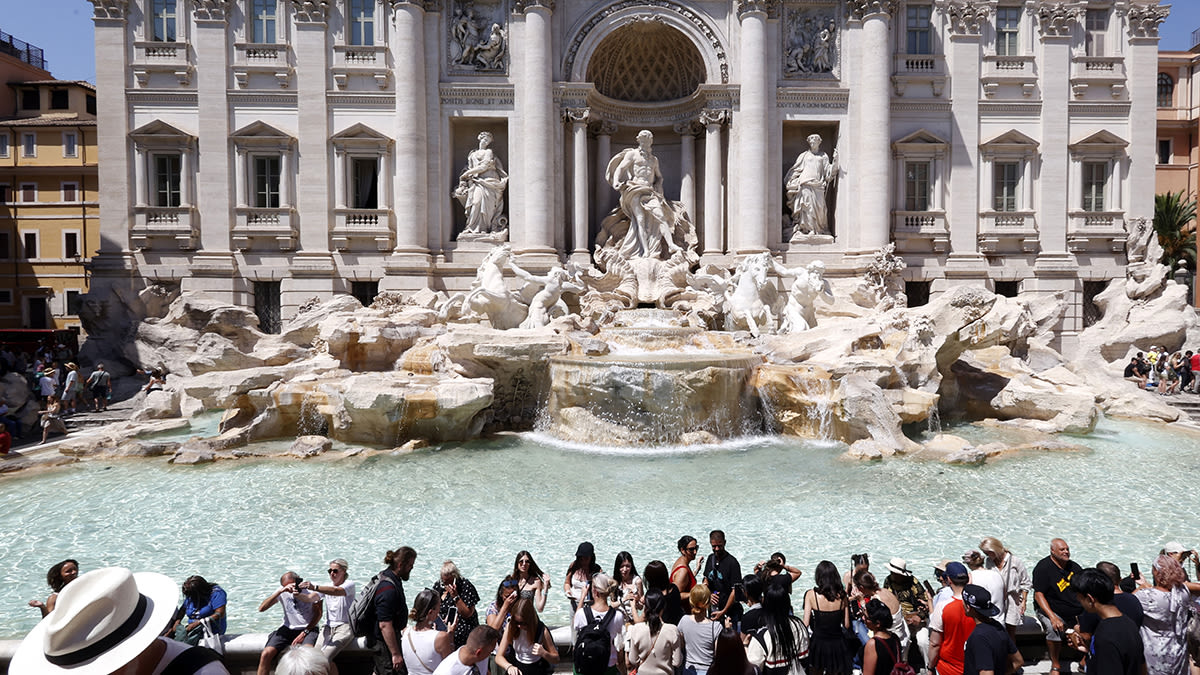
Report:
1156,32,1199,303
0,33,99,329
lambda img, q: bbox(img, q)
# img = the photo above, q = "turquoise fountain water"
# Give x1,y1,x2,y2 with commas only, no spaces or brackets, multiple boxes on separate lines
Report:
1,416,1196,639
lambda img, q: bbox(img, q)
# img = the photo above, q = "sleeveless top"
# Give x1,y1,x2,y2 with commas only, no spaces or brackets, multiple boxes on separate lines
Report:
401,628,443,675
869,634,900,675
671,564,696,593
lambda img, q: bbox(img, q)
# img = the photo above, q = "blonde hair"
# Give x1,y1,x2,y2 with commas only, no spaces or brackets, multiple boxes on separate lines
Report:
979,537,1006,562
690,584,711,618
591,573,615,600
441,560,462,581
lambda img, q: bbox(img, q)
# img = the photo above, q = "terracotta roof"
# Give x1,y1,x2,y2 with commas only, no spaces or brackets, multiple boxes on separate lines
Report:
0,117,96,127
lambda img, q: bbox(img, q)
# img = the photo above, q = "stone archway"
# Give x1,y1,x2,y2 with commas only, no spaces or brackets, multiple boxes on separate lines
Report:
586,20,706,102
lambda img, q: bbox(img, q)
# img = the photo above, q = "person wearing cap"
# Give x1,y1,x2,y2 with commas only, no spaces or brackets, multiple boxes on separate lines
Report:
928,562,975,675
256,571,323,675
298,558,357,666
1071,568,1143,675
565,542,602,613
1161,541,1200,582
931,561,955,614
882,558,931,668
12,566,229,674
38,368,56,405
1032,538,1083,675
960,584,1021,675
963,551,1006,623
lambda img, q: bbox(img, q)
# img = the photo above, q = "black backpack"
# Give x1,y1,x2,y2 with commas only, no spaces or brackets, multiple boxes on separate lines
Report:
348,572,395,643
573,606,615,675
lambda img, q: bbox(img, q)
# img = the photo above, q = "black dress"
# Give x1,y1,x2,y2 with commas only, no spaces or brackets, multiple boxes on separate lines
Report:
807,595,852,675
866,634,900,675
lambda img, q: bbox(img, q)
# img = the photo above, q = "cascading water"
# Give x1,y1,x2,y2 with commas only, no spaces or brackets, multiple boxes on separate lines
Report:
296,390,330,436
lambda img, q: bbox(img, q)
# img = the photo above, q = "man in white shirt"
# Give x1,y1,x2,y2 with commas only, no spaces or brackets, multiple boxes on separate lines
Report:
257,570,322,675
300,558,357,663
433,625,501,675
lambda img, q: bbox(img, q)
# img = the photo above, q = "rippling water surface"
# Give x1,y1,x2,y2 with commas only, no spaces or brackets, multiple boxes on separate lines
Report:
1,416,1196,639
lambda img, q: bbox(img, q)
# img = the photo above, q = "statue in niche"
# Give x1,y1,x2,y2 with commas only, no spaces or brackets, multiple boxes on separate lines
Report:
596,130,697,262
784,14,836,76
785,134,838,239
454,131,508,240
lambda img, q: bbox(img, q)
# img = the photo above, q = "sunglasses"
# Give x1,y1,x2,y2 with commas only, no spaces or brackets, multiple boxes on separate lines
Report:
686,546,699,552
328,569,343,575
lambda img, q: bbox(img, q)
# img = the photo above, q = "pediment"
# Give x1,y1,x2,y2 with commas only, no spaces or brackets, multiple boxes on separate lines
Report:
1069,129,1128,149
129,119,196,142
893,129,948,146
230,120,294,141
980,129,1039,149
331,122,390,141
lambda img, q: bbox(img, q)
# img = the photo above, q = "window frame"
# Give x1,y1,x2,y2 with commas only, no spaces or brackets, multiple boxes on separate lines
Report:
19,183,37,204
0,132,9,158
0,232,9,260
20,89,39,111
150,0,178,42
21,230,39,259
904,161,931,212
61,182,79,203
993,162,1020,213
152,152,183,208
253,154,283,209
65,289,84,317
995,6,1021,57
1158,73,1175,108
1158,139,1172,165
0,184,9,204
1081,161,1108,213
63,230,81,259
0,290,11,305
62,132,78,159
249,0,278,44
49,89,69,110
905,4,933,55
21,133,36,158
348,0,376,46
1084,8,1108,57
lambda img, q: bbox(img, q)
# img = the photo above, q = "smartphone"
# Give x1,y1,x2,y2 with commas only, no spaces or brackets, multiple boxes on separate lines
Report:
1130,562,1140,580
445,606,458,625
922,580,936,596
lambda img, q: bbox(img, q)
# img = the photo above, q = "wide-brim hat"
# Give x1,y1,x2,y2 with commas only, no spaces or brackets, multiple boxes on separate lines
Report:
12,567,178,674
961,583,1001,618
886,558,912,577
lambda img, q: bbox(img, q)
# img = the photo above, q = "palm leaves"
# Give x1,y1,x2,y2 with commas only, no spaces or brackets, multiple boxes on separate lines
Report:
1154,190,1197,272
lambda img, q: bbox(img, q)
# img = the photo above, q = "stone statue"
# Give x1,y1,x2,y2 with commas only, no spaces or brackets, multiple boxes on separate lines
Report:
452,6,485,65
786,134,838,238
436,244,526,329
783,13,836,76
1125,216,1163,267
724,253,780,337
513,262,586,329
597,130,692,261
772,259,834,332
454,131,508,238
472,23,506,70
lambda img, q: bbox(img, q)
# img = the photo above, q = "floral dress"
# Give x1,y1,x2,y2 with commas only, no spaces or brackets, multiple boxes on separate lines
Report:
1135,584,1193,675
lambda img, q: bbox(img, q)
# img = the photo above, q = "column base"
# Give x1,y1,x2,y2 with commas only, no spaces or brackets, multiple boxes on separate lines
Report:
570,250,593,267
89,250,139,275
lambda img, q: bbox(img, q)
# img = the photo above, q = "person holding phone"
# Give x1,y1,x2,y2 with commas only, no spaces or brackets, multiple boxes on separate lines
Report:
435,560,480,648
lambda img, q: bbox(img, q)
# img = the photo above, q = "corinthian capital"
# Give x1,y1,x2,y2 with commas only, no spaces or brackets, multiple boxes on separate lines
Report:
90,0,128,19
192,0,231,22
1126,3,1169,39
564,108,591,124
848,0,898,21
940,0,990,36
512,0,554,14
736,0,779,20
293,0,330,23
699,109,730,127
1036,2,1081,38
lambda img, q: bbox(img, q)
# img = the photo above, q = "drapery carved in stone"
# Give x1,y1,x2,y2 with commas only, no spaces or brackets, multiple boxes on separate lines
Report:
847,0,898,21
1126,3,1170,39
587,21,706,102
1035,2,1080,38
90,0,128,19
293,0,330,23
941,0,990,36
192,0,231,22
783,8,837,78
449,0,506,72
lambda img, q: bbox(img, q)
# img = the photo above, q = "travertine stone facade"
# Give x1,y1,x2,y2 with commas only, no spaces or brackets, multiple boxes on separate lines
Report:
89,0,1165,347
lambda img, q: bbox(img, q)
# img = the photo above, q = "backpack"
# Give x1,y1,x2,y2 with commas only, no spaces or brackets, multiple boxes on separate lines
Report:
348,572,394,641
573,606,616,675
878,635,916,675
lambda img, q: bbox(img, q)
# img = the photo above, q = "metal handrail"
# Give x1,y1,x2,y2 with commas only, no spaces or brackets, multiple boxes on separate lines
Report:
0,29,47,71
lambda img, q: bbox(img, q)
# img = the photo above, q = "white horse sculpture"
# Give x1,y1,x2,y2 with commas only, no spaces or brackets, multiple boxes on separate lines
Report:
723,253,779,337
436,244,528,329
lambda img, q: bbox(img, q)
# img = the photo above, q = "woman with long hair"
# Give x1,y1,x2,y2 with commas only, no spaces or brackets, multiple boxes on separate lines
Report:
613,552,644,623
495,597,559,675
678,585,720,675
627,589,684,675
28,558,79,617
564,542,601,613
978,536,1031,641
486,577,520,633
642,560,684,625
803,560,852,675
402,589,457,675
671,537,702,607
748,583,809,675
512,551,550,613
861,599,901,675
1135,555,1200,675
710,626,755,675
853,570,907,650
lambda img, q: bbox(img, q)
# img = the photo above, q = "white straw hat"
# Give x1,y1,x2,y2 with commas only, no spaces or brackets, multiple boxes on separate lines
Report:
12,567,179,673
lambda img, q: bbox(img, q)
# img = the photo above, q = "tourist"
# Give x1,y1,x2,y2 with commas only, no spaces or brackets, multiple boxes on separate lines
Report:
275,646,332,675
1161,541,1200,581
963,550,1007,621
86,363,112,412
626,589,684,674
37,368,55,405
882,557,930,667
927,562,973,675
564,542,601,613
930,561,955,614
979,536,1032,641
678,584,720,675
703,530,742,623
433,625,502,675
960,584,1021,675
1032,538,1084,675
0,398,20,438
854,570,907,652
572,573,625,675
494,597,559,675
27,558,79,617
642,560,684,625
374,546,418,675
671,536,702,609
11,567,228,674
403,589,457,675
709,626,755,675
802,560,852,675
1135,555,1198,675
1077,562,1144,650
862,598,902,675
1161,352,1183,395
61,363,81,414
434,560,481,648
1190,350,1200,393
613,551,644,626
255,571,322,675
300,558,357,665
512,550,550,612
486,577,520,634
169,575,227,647
758,551,804,587
845,553,871,594
747,582,810,674
39,393,68,443
1073,568,1144,675
1125,356,1149,389
739,574,766,637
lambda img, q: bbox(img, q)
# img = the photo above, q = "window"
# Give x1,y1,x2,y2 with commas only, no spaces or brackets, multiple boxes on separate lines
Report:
63,132,78,158
994,281,1019,297
22,232,37,258
154,153,182,207
0,233,9,258
255,281,282,334
1085,9,1107,56
20,184,36,203
64,232,80,258
349,0,375,46
1158,73,1175,108
351,281,378,306
904,162,930,211
86,95,96,116
0,133,8,158
906,5,932,55
996,7,1020,56
66,291,83,316
994,162,1019,212
254,156,282,208
151,0,178,42
251,0,276,43
352,157,379,209
906,281,931,307
1158,140,1172,165
50,90,69,110
1082,162,1107,212
0,185,9,204
1082,280,1107,327
22,133,36,158
0,290,11,304
20,89,38,111
62,183,78,202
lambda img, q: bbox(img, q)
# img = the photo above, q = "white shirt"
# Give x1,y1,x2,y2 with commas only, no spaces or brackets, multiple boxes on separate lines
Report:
431,649,484,675
323,580,356,627
572,605,625,668
402,628,445,675
280,589,320,630
968,567,1007,620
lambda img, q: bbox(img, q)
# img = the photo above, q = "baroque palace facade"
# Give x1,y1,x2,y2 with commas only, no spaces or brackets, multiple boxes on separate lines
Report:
89,0,1168,341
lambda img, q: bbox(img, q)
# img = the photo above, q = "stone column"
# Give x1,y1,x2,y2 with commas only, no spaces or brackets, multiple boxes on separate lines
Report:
179,150,192,207
700,109,727,256
735,0,771,254
333,148,346,209
234,149,247,207
851,0,895,252
133,148,147,207
390,0,430,260
592,120,617,227
1033,3,1076,271
513,0,558,260
675,120,698,224
567,108,590,260
1126,5,1169,225
191,0,235,284
944,2,988,273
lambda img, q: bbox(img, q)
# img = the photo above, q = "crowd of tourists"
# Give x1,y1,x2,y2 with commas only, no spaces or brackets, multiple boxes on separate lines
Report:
0,340,116,449
1123,347,1200,395
17,534,1200,675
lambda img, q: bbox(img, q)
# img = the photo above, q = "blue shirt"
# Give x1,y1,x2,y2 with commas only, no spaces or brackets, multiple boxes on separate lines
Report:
182,585,227,634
